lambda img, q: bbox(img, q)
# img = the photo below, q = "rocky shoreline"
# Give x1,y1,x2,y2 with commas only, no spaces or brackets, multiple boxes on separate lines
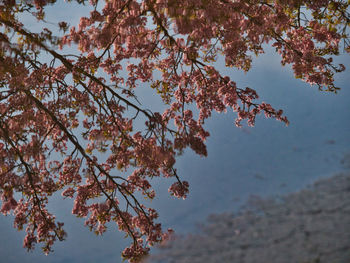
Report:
145,172,350,263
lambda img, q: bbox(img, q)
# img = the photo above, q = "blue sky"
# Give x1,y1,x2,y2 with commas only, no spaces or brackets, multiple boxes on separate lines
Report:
0,2,349,263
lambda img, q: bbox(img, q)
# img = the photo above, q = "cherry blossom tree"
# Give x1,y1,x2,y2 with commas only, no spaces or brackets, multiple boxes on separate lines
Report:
0,0,349,262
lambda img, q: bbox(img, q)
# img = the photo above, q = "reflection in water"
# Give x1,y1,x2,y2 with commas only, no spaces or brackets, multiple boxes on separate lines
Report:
145,171,350,263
